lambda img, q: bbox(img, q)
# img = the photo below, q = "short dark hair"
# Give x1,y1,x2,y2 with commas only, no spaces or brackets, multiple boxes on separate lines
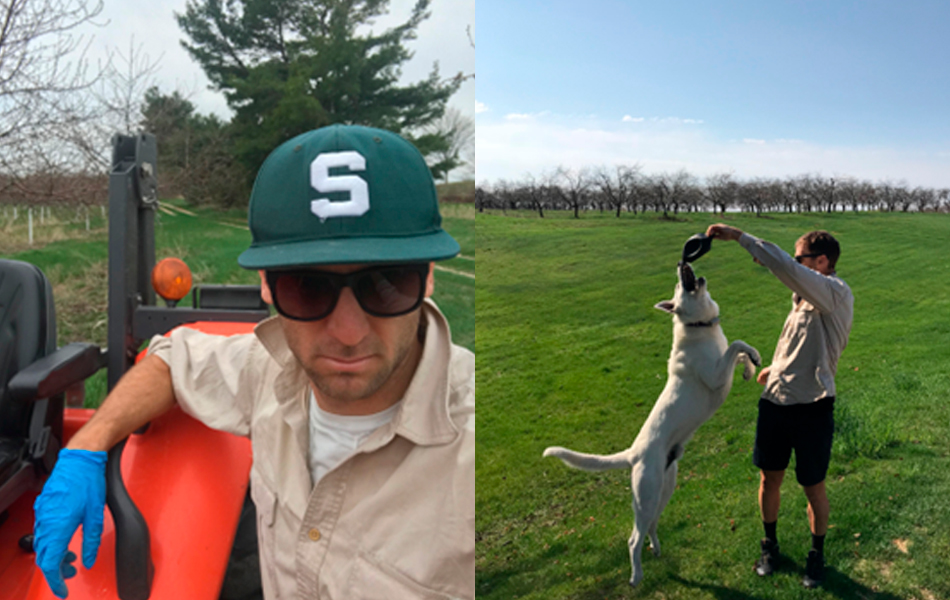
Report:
798,230,840,270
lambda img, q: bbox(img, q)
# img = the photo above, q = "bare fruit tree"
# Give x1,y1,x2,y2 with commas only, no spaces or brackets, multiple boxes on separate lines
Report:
95,36,163,137
594,164,641,217
0,0,104,204
425,106,474,183
551,165,591,219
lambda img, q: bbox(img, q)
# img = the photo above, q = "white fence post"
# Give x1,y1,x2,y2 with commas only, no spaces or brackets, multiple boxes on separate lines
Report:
28,208,34,245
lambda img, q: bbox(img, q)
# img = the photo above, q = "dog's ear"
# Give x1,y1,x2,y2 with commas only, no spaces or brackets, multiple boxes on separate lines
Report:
654,300,676,314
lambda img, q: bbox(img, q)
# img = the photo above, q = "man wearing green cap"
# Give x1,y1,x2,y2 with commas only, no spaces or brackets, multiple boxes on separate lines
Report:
32,125,475,599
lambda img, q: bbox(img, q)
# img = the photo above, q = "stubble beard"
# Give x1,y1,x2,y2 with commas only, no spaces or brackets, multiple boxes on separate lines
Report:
304,316,422,405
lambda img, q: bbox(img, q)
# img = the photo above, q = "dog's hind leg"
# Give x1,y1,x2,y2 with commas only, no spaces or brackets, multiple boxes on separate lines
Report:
628,458,663,587
648,451,680,558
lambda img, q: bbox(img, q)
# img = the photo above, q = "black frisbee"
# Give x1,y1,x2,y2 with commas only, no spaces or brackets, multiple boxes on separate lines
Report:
682,233,712,263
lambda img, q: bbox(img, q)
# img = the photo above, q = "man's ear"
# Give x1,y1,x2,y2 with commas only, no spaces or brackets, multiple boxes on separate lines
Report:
258,270,273,305
425,262,435,298
654,300,676,314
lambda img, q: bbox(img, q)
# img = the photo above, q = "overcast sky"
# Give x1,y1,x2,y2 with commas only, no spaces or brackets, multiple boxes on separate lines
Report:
477,0,950,188
81,0,474,121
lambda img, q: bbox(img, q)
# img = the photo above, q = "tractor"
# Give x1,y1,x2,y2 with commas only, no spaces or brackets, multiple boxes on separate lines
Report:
0,134,268,600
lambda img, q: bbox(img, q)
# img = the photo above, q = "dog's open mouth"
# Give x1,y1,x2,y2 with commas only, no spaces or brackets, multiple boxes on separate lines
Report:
679,261,697,292
679,261,706,293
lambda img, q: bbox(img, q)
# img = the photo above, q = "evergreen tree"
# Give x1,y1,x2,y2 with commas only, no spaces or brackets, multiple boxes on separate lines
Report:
142,87,250,206
176,0,460,178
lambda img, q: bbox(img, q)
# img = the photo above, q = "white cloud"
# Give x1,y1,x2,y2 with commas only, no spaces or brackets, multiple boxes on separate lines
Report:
505,113,534,120
476,112,950,187
622,115,644,122
476,101,488,114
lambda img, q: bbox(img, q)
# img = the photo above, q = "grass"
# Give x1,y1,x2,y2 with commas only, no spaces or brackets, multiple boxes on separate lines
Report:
475,209,950,600
1,198,473,407
0,205,109,255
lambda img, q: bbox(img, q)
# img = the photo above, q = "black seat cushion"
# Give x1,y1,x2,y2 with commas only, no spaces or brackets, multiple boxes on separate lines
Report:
0,259,56,438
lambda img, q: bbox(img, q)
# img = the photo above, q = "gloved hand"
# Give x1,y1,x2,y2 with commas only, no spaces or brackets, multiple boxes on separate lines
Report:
33,448,108,599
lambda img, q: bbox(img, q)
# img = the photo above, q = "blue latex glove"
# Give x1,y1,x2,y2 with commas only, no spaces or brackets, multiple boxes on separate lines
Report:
33,448,108,599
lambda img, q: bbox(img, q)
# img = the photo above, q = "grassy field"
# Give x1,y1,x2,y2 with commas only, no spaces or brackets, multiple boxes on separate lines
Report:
475,210,950,600
1,197,474,406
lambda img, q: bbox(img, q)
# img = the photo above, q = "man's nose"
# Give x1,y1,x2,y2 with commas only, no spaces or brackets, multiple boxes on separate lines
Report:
325,287,371,346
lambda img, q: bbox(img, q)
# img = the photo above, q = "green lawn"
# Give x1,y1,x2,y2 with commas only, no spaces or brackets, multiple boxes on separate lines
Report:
1,199,473,406
475,210,950,600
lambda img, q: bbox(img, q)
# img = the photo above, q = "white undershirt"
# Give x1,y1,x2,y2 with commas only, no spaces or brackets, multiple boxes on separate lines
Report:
307,390,401,485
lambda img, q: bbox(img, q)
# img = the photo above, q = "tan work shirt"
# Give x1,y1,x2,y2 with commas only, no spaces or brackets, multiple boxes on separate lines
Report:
147,300,475,599
739,233,854,406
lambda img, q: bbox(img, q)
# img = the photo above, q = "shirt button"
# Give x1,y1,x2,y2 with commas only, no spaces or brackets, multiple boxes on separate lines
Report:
308,528,321,542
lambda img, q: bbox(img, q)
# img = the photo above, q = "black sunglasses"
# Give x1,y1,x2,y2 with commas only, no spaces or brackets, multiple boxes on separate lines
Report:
794,252,823,263
265,263,429,321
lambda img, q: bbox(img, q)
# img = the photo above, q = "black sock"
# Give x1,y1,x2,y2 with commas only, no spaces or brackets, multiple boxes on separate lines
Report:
763,520,778,544
812,534,825,555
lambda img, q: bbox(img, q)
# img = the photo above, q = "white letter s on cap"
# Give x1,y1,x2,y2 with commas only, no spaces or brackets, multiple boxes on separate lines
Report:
310,151,370,221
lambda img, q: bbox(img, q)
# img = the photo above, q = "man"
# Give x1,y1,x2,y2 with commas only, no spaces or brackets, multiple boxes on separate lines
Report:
705,224,853,589
32,125,475,599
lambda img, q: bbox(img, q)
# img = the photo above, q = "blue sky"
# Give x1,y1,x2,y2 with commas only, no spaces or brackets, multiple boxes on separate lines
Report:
476,0,950,187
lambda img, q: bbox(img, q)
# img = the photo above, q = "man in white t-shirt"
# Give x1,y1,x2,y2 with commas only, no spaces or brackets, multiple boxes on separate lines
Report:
32,125,475,599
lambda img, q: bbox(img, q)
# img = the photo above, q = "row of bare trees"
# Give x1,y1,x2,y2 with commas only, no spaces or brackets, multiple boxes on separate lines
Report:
0,0,175,209
477,167,950,217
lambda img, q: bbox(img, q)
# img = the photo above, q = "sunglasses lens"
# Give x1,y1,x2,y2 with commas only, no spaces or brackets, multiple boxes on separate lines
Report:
355,267,425,316
273,273,337,320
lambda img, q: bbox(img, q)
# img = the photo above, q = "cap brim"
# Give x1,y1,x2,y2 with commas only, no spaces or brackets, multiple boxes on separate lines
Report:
238,230,461,270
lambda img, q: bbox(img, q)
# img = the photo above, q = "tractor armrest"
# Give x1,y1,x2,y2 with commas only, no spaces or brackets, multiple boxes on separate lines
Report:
8,343,107,403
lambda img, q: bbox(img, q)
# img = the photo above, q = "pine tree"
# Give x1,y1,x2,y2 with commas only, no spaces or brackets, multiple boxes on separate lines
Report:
176,0,460,177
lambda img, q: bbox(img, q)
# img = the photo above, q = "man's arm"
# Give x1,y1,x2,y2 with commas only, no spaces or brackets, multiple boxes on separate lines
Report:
67,354,177,452
34,354,178,598
706,223,844,313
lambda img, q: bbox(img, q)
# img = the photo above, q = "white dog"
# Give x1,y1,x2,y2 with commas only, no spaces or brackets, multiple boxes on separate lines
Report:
543,262,761,587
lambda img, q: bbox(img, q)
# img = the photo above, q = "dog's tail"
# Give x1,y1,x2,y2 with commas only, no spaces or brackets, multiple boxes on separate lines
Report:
542,446,634,472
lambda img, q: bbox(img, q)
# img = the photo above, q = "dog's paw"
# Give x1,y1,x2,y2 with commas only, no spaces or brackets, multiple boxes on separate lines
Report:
749,347,762,367
742,362,756,381
629,569,644,588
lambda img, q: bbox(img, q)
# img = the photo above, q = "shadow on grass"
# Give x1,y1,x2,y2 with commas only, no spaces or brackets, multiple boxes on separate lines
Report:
477,539,643,600
669,575,769,600
670,566,905,600
821,566,903,600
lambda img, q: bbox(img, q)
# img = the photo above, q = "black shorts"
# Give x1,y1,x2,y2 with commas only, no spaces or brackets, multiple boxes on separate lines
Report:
753,397,835,487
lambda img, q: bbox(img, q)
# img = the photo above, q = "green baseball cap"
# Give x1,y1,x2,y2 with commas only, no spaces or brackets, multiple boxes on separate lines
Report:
238,124,460,270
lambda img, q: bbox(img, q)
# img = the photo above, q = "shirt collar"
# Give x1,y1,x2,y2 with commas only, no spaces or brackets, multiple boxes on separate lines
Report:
252,299,458,447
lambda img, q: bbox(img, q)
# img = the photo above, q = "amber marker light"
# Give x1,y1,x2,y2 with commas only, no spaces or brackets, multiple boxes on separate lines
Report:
152,257,193,306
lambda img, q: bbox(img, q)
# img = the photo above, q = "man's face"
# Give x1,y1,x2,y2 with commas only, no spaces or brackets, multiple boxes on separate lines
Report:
794,241,830,275
259,263,435,415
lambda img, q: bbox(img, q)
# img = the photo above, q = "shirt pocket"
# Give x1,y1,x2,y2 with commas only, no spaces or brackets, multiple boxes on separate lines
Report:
347,551,459,600
250,479,279,597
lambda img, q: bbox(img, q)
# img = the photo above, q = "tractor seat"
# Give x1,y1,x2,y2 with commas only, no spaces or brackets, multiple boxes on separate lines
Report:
0,259,105,514
0,259,57,509
0,259,57,437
